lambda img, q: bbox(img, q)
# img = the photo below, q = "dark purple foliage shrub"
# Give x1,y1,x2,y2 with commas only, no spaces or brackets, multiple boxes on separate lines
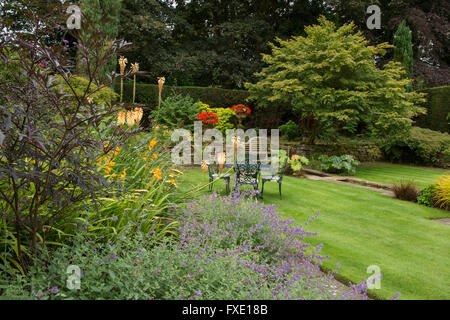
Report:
0,1,132,271
392,181,419,202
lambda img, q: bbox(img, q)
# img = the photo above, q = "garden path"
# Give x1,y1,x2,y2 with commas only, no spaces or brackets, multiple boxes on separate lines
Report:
302,169,395,197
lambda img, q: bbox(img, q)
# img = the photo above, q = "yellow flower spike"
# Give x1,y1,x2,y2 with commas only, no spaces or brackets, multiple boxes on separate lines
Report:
126,110,136,128
201,160,208,174
152,154,158,159
117,111,126,126
142,157,147,161
118,56,128,75
217,152,226,173
109,161,116,167
134,107,144,127
131,62,139,73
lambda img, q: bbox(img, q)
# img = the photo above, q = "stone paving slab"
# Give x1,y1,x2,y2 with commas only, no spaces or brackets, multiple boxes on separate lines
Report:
302,169,395,197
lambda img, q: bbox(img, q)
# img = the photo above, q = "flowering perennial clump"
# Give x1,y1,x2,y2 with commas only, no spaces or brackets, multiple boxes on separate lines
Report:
118,107,144,128
231,104,251,114
8,190,372,300
197,111,219,125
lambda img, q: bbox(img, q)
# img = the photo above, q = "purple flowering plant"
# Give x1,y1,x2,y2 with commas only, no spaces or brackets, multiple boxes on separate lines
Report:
1,190,370,300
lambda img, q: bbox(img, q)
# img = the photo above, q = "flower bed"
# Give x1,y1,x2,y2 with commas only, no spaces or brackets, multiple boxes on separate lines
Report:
0,191,368,300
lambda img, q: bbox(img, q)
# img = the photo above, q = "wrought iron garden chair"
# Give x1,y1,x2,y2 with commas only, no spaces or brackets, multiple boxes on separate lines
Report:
261,158,288,200
234,162,261,192
208,164,232,194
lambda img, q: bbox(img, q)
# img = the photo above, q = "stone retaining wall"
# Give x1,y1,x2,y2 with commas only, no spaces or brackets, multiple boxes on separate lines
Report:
281,143,384,162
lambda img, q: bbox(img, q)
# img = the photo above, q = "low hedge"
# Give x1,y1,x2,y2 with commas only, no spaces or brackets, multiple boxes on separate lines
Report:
416,86,450,133
115,82,251,109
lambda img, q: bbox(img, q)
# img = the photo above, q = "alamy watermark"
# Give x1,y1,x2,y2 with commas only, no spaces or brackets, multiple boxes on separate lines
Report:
366,5,381,30
66,5,81,30
367,265,382,290
171,122,280,171
66,265,81,290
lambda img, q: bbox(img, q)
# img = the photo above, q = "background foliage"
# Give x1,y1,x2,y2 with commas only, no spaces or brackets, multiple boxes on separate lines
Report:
415,86,450,133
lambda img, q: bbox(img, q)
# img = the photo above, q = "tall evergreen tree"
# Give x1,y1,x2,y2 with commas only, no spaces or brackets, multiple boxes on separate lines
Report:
393,20,414,79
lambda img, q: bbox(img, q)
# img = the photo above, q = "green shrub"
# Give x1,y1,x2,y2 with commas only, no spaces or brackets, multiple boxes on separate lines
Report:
198,102,236,133
315,154,361,176
150,94,199,130
116,82,251,109
417,185,437,207
289,155,309,175
416,86,450,133
279,121,299,141
56,76,118,106
381,127,450,168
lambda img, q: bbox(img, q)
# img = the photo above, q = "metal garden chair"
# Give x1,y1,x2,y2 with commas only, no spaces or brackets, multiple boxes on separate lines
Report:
208,164,232,194
234,162,261,192
261,158,288,200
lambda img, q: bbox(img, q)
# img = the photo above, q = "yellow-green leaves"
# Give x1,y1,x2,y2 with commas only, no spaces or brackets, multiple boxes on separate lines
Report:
246,16,426,141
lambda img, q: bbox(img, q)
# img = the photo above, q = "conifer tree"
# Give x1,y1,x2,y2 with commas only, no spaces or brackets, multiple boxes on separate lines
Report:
393,20,414,79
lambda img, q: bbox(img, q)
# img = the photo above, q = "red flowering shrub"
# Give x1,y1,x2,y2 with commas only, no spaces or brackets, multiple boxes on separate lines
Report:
197,111,219,125
231,104,251,114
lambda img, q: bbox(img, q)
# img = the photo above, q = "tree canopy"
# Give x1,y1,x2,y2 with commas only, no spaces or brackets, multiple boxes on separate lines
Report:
246,17,426,143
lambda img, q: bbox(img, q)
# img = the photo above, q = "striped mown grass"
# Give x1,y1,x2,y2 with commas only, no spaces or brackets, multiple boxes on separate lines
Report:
180,168,450,300
355,164,448,189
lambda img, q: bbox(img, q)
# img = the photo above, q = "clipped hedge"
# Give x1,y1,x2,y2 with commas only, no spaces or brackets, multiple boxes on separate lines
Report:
115,82,251,110
416,86,450,133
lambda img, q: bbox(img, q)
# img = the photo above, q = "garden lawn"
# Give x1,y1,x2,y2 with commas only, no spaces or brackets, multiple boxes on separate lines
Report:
355,163,448,189
180,168,450,300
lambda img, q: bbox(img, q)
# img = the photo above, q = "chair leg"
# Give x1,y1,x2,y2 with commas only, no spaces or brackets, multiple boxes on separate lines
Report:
225,178,230,194
279,183,282,200
261,181,265,199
